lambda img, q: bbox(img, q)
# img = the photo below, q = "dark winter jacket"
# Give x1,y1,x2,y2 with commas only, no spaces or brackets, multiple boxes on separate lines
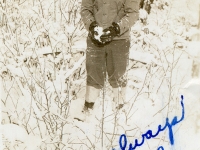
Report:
80,0,140,40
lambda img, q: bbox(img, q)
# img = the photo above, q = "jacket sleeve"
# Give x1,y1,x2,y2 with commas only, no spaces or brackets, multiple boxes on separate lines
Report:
117,0,140,35
80,0,95,31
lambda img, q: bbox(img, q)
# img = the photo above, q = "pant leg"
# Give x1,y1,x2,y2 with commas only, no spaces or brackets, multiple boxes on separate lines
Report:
106,39,130,88
86,37,106,89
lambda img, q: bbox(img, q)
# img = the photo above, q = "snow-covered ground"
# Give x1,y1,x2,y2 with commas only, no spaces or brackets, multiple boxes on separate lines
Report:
1,0,200,150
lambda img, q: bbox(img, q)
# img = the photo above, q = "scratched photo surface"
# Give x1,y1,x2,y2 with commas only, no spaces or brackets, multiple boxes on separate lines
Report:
1,0,200,150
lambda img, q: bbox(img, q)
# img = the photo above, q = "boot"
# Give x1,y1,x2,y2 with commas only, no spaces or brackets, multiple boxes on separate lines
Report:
74,86,100,121
112,87,126,111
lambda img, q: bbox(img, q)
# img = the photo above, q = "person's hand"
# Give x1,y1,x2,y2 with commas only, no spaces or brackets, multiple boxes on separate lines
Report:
100,22,120,43
89,21,104,47
89,21,98,39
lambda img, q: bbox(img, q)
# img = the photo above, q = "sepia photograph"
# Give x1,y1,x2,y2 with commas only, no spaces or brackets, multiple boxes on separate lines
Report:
0,0,200,149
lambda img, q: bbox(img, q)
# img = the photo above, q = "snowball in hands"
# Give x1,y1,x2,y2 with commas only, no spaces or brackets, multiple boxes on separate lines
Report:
94,26,103,42
94,26,110,42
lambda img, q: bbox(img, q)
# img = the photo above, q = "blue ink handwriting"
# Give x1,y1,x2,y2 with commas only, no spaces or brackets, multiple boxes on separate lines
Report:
157,146,164,150
117,95,185,150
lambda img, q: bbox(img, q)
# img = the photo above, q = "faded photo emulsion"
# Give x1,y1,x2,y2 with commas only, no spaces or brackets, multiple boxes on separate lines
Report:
1,0,200,149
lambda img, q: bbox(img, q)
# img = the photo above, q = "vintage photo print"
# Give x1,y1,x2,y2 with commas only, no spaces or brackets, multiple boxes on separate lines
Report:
0,0,200,149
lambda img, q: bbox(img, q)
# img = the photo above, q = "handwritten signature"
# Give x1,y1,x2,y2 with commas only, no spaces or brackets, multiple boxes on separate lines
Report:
114,95,185,150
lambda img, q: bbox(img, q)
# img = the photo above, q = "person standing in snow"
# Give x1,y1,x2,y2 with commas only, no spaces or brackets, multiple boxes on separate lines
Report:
78,0,140,120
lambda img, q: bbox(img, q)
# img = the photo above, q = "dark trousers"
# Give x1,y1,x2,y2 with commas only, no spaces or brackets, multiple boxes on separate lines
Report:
86,37,130,89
